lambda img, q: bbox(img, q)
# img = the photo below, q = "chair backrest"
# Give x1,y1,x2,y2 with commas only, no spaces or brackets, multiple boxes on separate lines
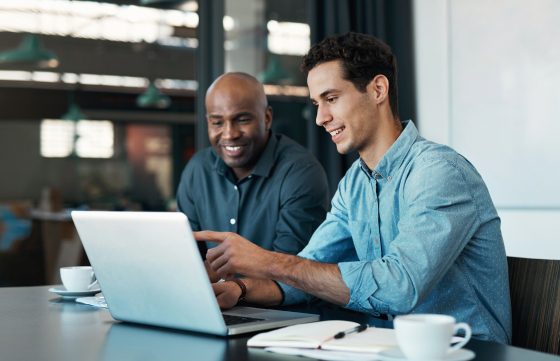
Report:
508,257,560,354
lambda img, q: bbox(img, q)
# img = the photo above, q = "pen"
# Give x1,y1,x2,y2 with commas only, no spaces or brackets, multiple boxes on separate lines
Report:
334,324,368,339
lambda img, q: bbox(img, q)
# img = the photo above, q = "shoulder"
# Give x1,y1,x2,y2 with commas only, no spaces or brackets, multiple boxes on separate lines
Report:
181,147,217,178
272,135,329,197
407,138,480,178
274,134,325,172
401,137,486,197
188,146,217,166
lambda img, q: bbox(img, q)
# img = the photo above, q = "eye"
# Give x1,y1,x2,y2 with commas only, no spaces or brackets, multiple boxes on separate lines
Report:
238,118,250,123
212,121,223,127
327,97,337,104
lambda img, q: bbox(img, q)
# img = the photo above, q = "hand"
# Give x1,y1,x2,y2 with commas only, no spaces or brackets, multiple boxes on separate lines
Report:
204,260,233,283
194,231,272,279
212,281,241,309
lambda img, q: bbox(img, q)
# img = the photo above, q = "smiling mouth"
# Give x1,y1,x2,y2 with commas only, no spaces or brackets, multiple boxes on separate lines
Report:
329,127,345,136
222,144,246,157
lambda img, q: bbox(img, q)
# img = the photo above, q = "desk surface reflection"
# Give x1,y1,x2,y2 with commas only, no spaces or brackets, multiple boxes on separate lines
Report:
1,286,560,361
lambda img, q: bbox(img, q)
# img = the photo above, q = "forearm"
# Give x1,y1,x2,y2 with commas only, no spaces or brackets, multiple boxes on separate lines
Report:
263,252,350,306
243,279,283,307
197,231,351,307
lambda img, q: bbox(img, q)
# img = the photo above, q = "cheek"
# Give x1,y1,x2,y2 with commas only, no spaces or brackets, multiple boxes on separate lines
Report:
208,129,220,144
245,126,265,143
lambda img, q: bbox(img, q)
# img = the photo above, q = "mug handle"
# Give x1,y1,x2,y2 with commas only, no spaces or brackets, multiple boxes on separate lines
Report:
87,274,98,290
447,322,472,354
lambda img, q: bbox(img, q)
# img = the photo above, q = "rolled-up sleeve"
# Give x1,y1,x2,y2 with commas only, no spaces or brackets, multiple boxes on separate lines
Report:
277,179,358,305
339,157,480,315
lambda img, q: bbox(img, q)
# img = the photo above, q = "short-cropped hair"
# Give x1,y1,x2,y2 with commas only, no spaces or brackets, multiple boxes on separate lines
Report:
301,32,399,119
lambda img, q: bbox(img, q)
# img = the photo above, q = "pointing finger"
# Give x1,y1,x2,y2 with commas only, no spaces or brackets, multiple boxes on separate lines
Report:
194,231,231,244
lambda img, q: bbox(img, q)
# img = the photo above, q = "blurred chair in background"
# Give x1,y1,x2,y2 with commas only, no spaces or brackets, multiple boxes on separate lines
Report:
508,257,560,354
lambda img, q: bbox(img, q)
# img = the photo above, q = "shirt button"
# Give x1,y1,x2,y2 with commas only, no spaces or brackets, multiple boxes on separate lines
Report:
234,185,238,190
374,173,381,178
374,197,377,202
387,176,392,180
375,238,379,243
230,219,236,225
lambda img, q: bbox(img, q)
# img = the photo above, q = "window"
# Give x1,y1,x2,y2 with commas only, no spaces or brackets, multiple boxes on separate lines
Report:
41,119,114,158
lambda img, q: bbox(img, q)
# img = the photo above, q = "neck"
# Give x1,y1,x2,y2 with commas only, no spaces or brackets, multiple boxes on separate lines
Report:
359,117,402,171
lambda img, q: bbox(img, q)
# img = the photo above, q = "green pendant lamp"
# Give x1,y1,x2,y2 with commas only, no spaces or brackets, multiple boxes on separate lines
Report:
59,101,86,158
136,82,171,109
258,56,294,85
61,103,87,121
0,34,59,68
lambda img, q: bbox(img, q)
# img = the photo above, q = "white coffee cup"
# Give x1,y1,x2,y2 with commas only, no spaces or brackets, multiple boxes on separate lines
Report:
60,266,98,292
394,314,472,360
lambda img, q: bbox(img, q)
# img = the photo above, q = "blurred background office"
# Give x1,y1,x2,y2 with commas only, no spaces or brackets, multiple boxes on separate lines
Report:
0,0,558,290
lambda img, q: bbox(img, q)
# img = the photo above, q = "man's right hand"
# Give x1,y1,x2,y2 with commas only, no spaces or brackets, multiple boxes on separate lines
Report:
204,260,233,283
212,281,241,309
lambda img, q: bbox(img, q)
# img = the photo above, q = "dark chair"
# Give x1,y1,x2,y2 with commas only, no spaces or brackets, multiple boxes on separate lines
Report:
508,256,560,354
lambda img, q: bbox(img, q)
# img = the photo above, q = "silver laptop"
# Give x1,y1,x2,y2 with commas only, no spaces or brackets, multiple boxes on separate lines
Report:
71,211,319,336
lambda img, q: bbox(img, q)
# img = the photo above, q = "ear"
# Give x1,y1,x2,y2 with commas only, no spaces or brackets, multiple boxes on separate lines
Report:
264,106,273,131
367,75,390,105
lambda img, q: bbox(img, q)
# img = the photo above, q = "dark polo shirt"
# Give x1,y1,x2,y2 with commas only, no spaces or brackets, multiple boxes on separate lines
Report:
177,132,329,256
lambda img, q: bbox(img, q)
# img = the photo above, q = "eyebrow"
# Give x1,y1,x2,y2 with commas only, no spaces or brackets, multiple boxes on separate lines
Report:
310,88,339,103
232,111,252,119
208,111,253,119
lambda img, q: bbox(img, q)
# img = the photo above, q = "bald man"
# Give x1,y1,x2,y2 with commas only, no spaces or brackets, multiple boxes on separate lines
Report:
176,72,329,281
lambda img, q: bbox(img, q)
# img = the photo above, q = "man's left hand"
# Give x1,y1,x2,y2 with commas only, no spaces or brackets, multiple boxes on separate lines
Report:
212,281,241,309
194,231,272,279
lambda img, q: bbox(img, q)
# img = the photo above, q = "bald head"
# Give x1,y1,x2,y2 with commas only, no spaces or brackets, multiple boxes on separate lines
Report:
205,72,273,180
206,72,268,111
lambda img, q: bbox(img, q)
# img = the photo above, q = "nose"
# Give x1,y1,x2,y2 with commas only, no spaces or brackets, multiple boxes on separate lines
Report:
315,103,333,127
222,121,240,140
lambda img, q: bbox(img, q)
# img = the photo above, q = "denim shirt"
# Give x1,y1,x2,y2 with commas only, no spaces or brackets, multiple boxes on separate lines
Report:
279,120,512,344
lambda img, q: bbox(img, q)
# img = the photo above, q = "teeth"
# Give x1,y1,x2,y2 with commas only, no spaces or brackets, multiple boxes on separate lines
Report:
225,146,242,151
329,128,343,136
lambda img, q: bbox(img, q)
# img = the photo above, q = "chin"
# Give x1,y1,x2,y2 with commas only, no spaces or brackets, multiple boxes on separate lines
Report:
335,142,355,155
224,159,246,169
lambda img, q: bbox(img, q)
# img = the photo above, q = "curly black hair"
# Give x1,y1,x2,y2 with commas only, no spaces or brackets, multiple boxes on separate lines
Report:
301,32,399,120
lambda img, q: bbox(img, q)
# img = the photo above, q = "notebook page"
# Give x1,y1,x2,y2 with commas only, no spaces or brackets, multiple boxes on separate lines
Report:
321,327,398,353
264,347,381,360
247,320,360,348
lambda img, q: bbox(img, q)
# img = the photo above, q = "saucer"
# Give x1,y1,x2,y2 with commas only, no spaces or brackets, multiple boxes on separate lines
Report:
48,286,102,299
377,347,475,361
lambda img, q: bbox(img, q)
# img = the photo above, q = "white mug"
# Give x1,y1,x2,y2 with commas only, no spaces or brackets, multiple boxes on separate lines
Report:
394,314,472,360
60,266,98,292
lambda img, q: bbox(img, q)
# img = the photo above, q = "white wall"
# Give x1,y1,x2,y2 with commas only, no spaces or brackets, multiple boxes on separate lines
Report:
413,0,560,259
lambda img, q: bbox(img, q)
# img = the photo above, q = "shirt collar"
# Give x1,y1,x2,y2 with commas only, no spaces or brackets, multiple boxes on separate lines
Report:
212,130,279,179
250,130,278,178
360,120,418,179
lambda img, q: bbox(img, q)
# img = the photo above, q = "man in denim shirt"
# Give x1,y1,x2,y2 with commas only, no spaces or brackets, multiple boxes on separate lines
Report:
197,33,512,344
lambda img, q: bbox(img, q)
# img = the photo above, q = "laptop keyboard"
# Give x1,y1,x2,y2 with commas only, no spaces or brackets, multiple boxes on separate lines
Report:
222,314,265,326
